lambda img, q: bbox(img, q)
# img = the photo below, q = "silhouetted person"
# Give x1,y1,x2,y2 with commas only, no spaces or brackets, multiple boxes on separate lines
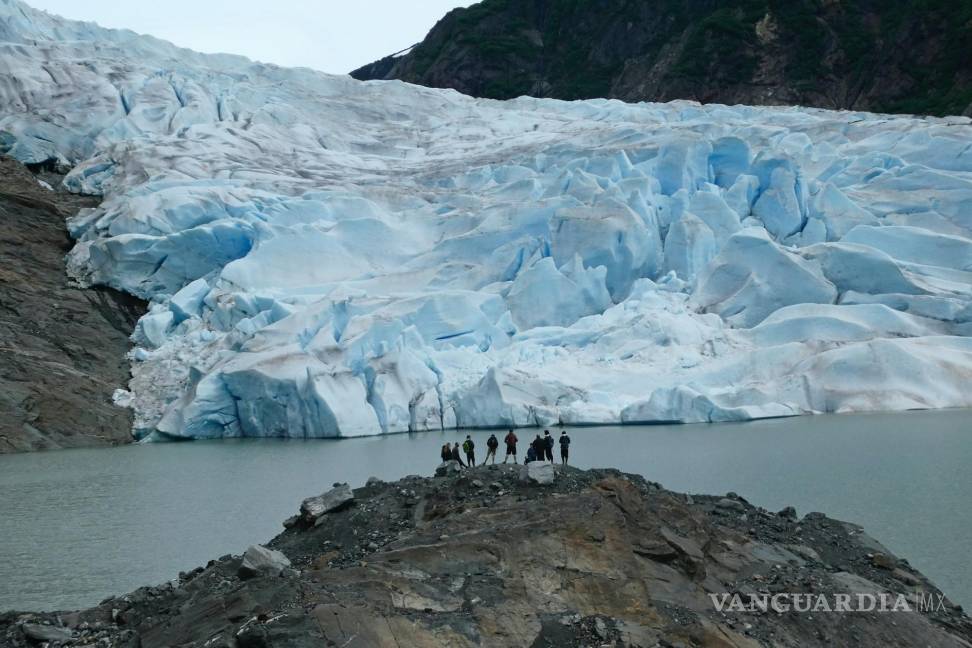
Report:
440,443,451,463
559,430,571,465
532,434,545,464
503,429,518,463
525,445,537,463
451,442,465,467
484,433,499,464
463,435,475,467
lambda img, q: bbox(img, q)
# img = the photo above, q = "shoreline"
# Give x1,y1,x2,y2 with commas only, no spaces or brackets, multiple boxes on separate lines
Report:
78,404,972,449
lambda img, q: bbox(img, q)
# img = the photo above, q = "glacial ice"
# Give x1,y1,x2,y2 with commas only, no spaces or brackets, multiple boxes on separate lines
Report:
3,0,972,439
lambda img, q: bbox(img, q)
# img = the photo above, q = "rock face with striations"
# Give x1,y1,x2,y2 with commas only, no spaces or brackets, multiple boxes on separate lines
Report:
2,466,969,647
352,0,972,118
0,157,144,453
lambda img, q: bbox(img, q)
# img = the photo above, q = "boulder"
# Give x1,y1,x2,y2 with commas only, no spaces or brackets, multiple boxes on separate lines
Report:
893,567,921,586
21,623,73,643
871,553,897,570
435,461,461,477
238,544,292,579
593,617,609,640
519,461,555,485
716,498,745,513
300,484,354,522
60,612,82,629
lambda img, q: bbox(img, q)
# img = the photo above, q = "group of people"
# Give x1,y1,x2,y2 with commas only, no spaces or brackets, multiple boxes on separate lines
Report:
439,429,572,467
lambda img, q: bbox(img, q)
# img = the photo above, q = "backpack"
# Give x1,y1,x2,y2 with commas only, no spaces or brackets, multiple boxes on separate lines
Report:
560,435,570,447
463,439,472,454
487,435,498,449
505,432,517,446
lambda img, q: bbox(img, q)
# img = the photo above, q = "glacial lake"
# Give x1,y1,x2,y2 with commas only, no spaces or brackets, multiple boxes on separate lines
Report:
1,410,970,613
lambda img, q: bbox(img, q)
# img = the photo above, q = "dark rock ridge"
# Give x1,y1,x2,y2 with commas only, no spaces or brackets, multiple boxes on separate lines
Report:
2,465,969,647
0,157,144,453
352,0,972,118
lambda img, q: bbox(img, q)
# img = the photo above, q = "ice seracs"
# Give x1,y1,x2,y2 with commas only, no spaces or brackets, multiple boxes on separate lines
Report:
2,0,972,439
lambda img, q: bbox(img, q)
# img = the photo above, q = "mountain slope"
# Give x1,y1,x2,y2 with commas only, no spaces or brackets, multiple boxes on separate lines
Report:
3,0,972,441
0,157,143,452
351,0,972,118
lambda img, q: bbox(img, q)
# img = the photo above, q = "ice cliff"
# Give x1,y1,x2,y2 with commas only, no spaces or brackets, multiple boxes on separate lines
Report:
3,0,972,439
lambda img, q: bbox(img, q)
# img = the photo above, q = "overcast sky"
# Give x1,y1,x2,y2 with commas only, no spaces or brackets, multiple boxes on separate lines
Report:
27,0,477,74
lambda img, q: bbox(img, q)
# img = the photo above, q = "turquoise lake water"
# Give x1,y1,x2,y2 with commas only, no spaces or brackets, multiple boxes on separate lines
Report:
0,409,969,612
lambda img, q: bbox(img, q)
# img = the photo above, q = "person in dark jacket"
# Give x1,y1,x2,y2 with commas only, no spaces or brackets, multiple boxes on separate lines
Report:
543,430,554,463
559,430,571,465
463,435,476,466
525,445,537,463
531,434,545,463
451,442,465,467
503,429,518,463
440,443,452,463
484,433,499,464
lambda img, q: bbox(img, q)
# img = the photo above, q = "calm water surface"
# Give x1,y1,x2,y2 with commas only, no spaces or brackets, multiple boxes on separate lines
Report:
1,410,970,612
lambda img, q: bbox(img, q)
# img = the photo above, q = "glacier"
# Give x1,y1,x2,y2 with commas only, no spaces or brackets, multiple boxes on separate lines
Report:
3,0,972,440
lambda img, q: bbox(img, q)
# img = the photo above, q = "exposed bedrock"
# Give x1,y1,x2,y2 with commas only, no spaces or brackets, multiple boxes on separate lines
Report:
2,466,969,647
0,157,144,452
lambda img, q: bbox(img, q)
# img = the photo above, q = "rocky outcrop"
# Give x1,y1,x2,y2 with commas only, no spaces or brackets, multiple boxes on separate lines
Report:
299,483,355,524
520,460,555,484
352,0,972,118
2,466,969,647
0,157,144,453
237,545,293,580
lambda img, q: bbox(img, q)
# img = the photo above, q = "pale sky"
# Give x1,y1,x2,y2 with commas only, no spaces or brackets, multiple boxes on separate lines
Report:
26,0,477,74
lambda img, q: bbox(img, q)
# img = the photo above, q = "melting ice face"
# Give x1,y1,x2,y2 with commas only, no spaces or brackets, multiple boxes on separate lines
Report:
3,0,972,439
